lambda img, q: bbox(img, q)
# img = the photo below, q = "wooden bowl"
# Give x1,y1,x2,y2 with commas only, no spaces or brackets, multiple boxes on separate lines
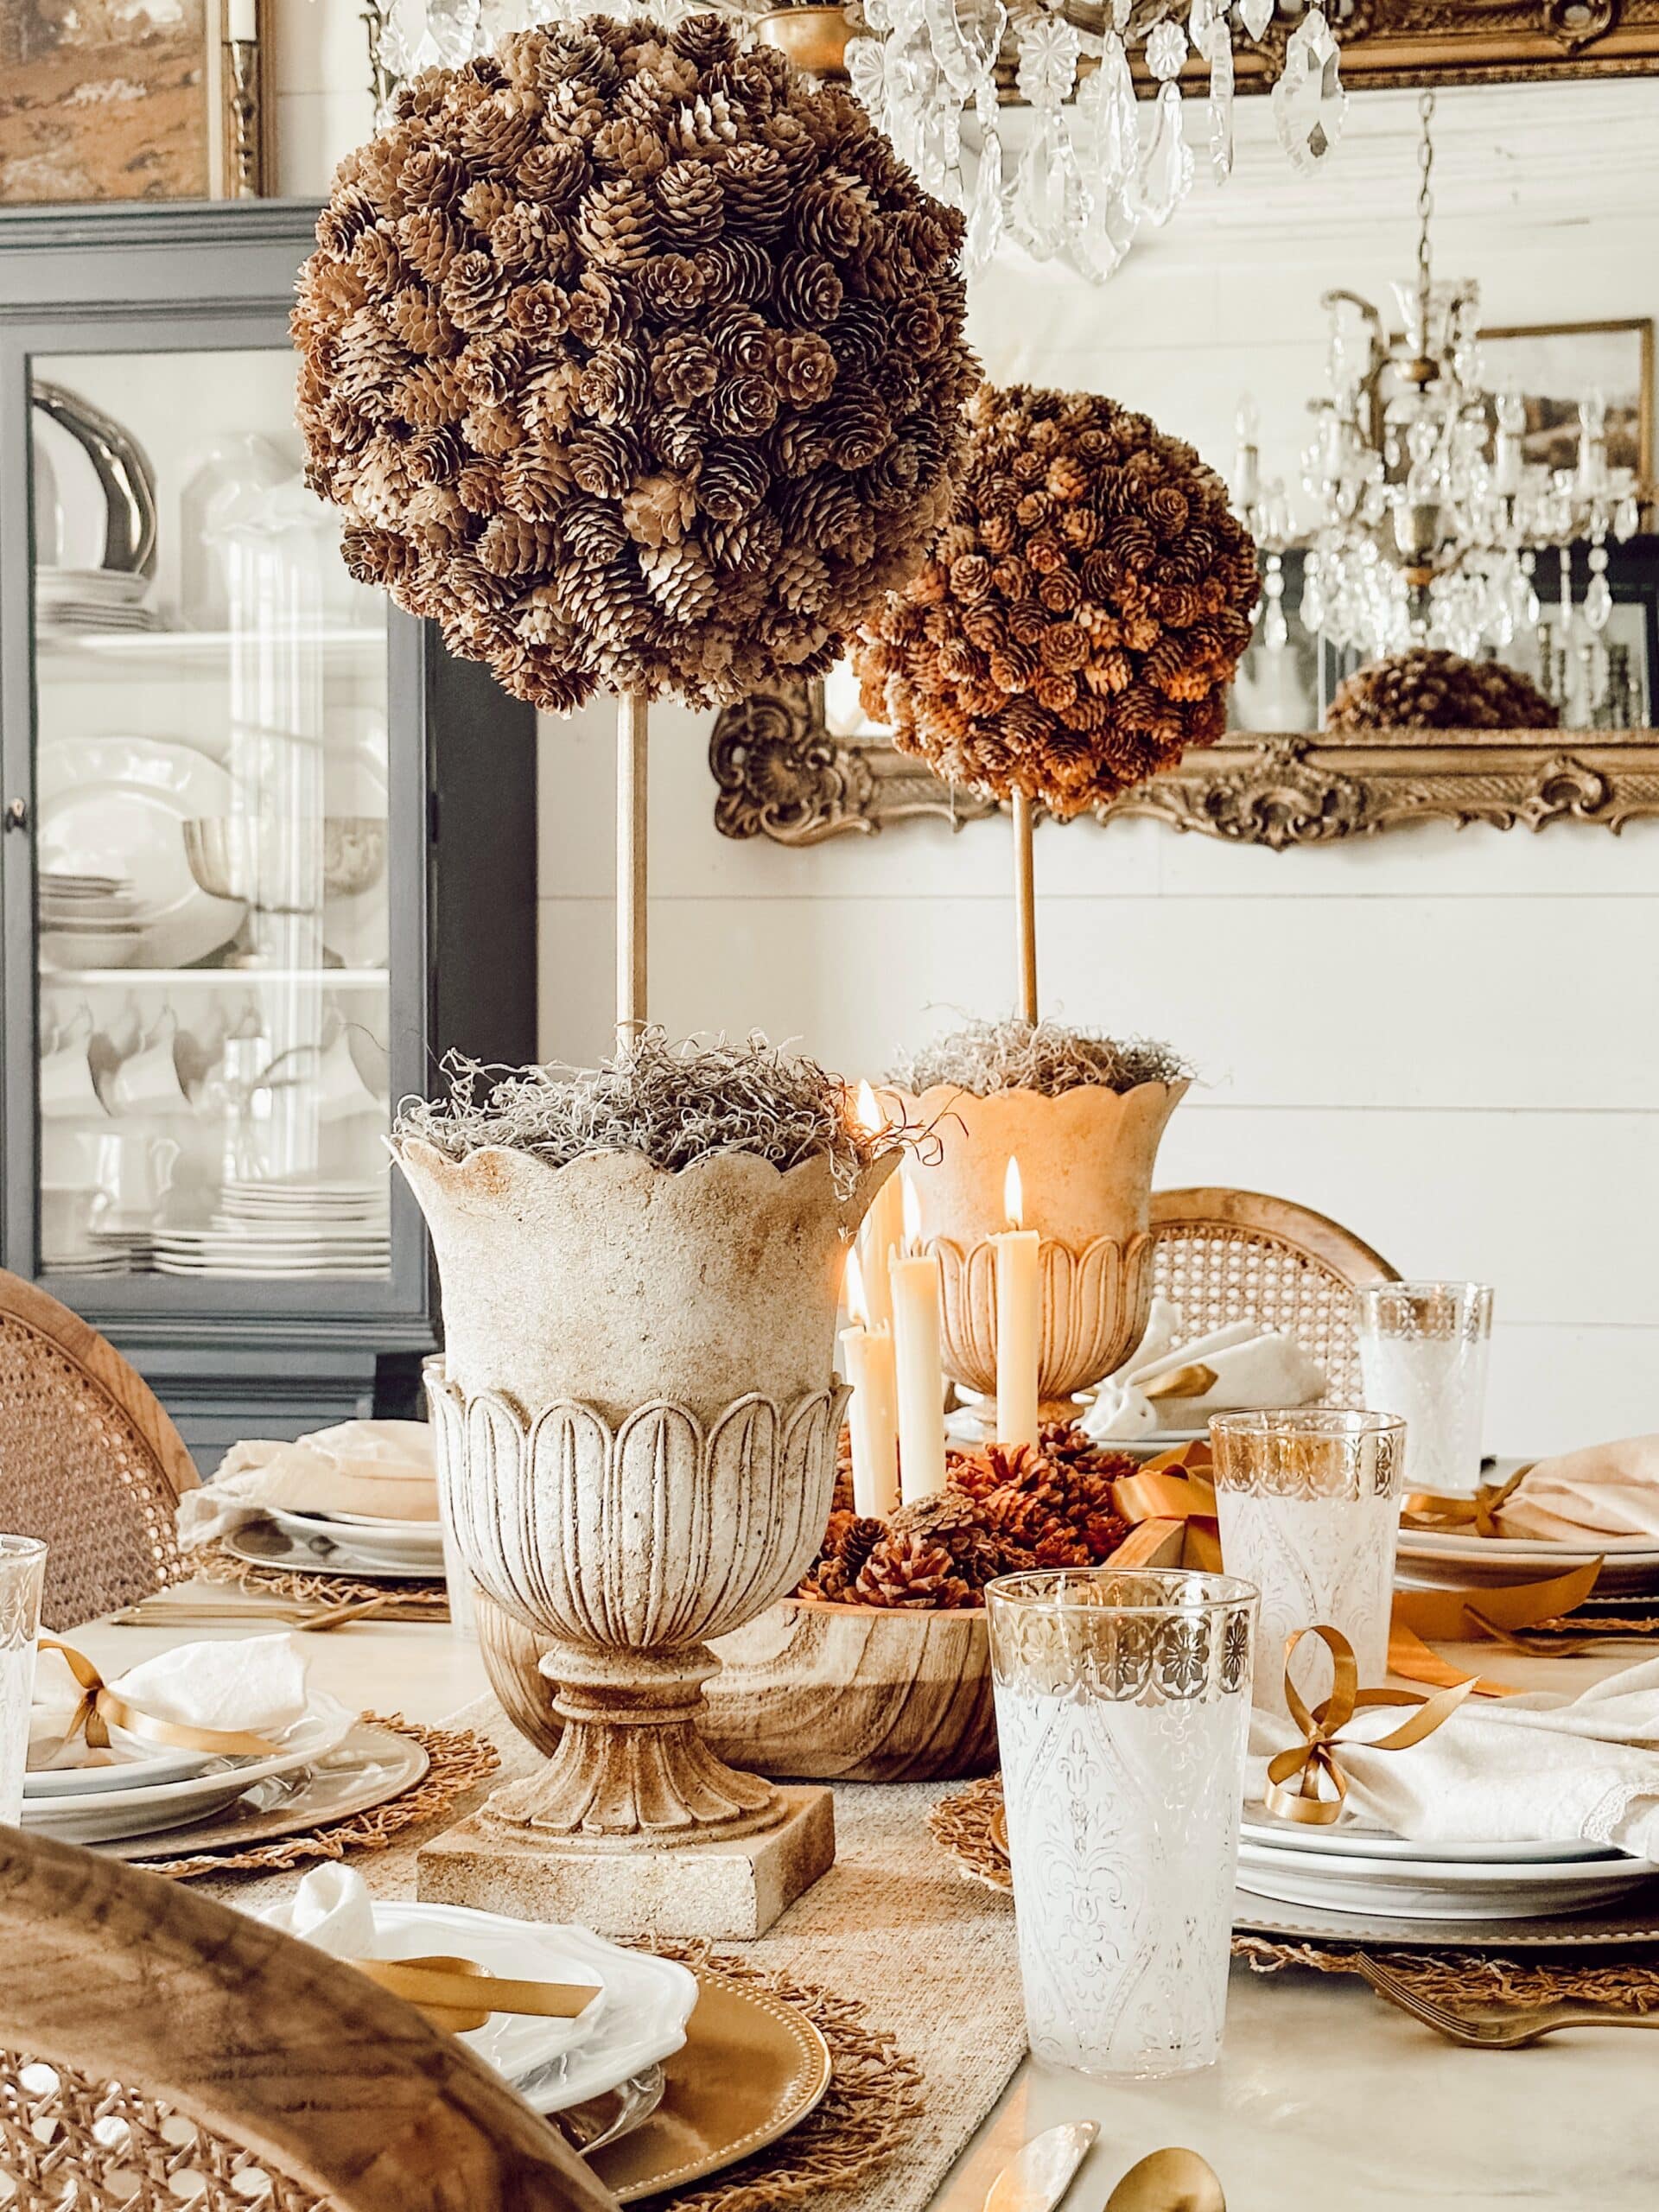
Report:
475,1591,998,1785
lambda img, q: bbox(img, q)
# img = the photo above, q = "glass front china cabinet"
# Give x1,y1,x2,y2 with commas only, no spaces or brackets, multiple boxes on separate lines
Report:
0,206,537,1464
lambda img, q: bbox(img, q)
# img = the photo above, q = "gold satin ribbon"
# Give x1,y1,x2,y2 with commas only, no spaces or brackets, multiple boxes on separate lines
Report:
1401,1465,1535,1537
1112,1440,1224,1569
39,1640,283,1762
1263,1624,1475,1825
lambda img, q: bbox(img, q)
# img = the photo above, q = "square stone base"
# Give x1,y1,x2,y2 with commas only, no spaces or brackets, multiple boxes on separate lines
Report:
416,1786,835,1939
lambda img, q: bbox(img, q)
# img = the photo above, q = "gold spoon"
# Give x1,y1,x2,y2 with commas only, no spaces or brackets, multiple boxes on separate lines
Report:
1104,2150,1226,2212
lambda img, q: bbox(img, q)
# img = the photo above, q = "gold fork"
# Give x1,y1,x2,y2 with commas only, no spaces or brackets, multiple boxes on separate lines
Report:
1356,1957,1659,2048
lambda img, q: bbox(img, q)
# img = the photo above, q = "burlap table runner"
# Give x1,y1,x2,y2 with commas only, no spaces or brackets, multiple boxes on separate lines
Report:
206,1695,1028,2212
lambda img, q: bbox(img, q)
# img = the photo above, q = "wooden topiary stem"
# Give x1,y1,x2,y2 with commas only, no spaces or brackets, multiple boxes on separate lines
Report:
1012,787,1038,1024
617,690,648,1043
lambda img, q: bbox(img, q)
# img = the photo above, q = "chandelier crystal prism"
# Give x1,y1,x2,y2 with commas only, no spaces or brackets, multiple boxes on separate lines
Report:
362,0,1349,283
1294,92,1641,663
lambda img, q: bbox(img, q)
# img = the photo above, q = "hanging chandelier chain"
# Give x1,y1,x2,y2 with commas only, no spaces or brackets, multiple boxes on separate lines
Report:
1414,89,1436,343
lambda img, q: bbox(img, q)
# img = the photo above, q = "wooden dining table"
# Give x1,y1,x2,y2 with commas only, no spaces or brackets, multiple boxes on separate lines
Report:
74,1593,1659,2212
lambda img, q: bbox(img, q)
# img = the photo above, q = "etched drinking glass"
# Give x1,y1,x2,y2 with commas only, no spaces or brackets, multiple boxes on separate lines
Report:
0,1537,47,1825
1210,1409,1404,1719
986,1567,1258,2080
1356,1281,1494,1498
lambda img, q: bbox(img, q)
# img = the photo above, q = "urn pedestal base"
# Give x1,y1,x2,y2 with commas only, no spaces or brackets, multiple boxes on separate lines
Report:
416,1785,835,1939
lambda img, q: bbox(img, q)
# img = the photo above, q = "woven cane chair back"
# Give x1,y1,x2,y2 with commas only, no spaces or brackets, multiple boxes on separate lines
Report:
1149,1187,1399,1403
0,1269,198,1627
0,1828,617,2212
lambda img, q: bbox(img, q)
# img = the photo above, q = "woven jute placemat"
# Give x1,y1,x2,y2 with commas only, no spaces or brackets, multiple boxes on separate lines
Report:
192,1539,449,1616
224,1698,1026,2212
930,1772,1659,2013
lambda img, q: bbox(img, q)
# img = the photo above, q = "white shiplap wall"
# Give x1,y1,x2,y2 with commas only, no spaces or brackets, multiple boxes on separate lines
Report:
272,30,1659,1453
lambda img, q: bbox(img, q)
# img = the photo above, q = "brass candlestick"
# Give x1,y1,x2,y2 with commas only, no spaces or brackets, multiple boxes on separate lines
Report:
224,37,261,200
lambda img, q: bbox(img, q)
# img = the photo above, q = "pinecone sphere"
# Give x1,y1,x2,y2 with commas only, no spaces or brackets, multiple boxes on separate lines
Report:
851,383,1261,818
1325,647,1559,734
296,13,977,714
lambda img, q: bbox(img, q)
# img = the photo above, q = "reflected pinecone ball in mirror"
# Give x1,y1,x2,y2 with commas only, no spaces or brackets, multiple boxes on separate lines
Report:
293,13,978,713
1325,647,1559,734
851,383,1261,817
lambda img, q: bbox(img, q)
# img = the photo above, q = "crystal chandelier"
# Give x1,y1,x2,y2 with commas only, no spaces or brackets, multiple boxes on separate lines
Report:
1295,92,1642,662
362,0,1349,283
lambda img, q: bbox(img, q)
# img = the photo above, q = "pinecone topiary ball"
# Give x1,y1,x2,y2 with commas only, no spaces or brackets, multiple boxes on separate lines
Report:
1325,647,1560,734
851,382,1261,819
294,12,978,715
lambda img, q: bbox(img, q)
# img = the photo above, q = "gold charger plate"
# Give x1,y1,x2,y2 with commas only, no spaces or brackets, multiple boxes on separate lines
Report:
103,1721,429,1862
589,1966,832,2203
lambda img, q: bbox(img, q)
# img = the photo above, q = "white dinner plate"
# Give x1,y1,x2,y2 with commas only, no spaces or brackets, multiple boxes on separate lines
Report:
269,1506,444,1568
22,1697,355,1845
1236,1840,1659,1921
226,1521,441,1584
36,737,245,969
25,1738,213,1798
254,1900,696,2113
1240,1802,1622,1866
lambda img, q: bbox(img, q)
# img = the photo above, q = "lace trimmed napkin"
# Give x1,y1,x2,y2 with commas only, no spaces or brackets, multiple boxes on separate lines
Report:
1082,1299,1327,1441
1496,1434,1659,1545
178,1420,439,1548
29,1631,314,1770
1248,1654,1659,1857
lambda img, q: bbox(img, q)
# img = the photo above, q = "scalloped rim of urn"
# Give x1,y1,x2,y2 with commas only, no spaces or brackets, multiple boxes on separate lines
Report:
394,1133,899,1204
902,1075,1190,1130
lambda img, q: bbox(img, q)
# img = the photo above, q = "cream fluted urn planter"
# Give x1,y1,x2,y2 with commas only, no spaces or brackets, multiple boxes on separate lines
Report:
401,1138,893,1935
898,1079,1187,1411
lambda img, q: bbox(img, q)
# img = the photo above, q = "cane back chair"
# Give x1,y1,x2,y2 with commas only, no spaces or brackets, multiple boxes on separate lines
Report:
0,1268,198,1627
1149,1187,1400,1403
0,1826,616,2212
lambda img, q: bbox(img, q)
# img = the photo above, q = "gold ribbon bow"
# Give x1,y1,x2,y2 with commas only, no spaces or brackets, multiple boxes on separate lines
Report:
1263,1624,1476,1826
39,1640,283,1763
1402,1465,1535,1538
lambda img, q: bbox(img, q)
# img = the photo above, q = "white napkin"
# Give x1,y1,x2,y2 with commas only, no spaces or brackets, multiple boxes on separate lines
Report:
1082,1307,1327,1441
29,1631,311,1770
257,1864,379,1958
1247,1656,1659,1859
1496,1435,1659,1544
179,1419,438,1548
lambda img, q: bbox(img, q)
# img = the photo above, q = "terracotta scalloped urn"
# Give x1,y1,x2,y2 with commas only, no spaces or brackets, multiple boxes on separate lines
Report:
897,1080,1188,1411
398,1136,894,1934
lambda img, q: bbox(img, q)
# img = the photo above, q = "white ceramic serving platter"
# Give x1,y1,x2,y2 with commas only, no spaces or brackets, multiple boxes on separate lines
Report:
36,736,245,969
1235,1840,1659,1920
22,1698,355,1845
1239,1803,1623,1866
226,1520,440,1584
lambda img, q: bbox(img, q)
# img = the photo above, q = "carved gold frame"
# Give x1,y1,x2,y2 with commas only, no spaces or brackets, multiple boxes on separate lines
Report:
709,677,1659,848
1168,1,1659,91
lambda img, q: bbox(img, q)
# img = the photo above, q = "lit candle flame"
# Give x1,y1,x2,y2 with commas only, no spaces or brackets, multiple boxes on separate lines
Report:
844,1244,868,1329
901,1173,922,1253
1004,1155,1024,1230
854,1078,883,1137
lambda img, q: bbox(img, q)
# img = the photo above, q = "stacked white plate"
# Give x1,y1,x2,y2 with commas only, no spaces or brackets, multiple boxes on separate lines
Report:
22,1697,353,1847
1397,1525,1659,1600
39,868,149,968
156,1175,390,1279
257,1897,698,2120
36,567,161,632
268,1505,444,1574
1236,1802,1659,1922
